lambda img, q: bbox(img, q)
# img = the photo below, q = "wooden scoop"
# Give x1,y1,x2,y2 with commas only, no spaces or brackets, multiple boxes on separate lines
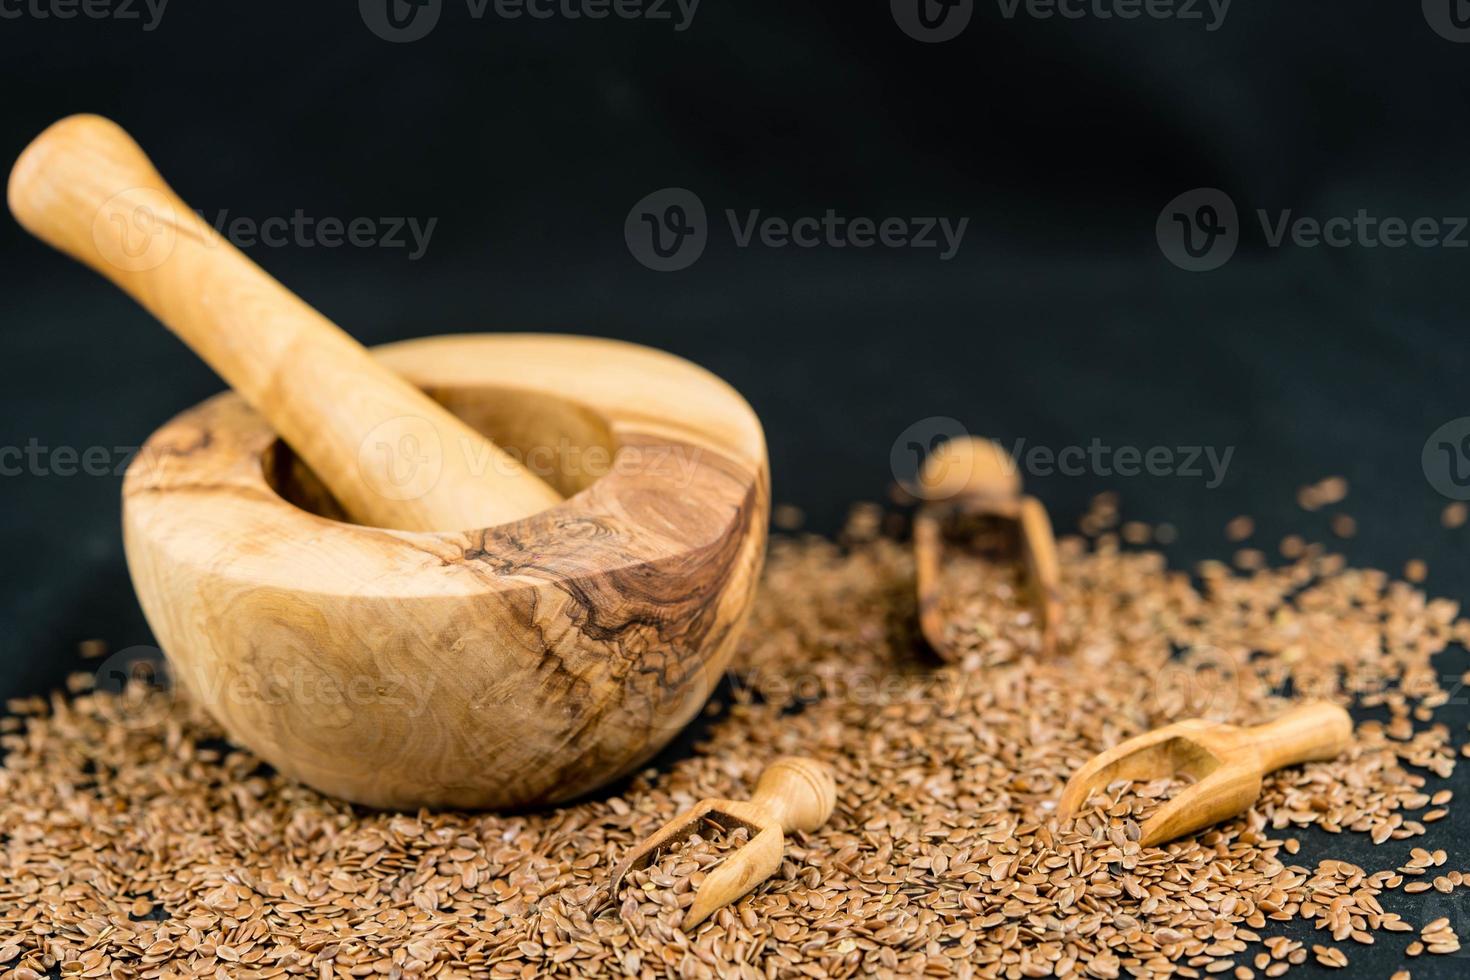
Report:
1057,703,1354,846
913,437,1062,657
8,114,562,532
603,757,837,929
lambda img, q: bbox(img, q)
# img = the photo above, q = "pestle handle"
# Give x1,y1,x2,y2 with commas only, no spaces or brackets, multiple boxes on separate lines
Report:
8,114,562,532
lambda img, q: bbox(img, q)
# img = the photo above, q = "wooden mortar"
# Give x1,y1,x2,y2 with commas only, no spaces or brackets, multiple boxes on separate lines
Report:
9,116,769,809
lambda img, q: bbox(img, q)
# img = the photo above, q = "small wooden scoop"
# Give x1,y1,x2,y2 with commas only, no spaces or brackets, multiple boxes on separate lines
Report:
1057,703,1353,846
913,437,1062,658
603,757,837,929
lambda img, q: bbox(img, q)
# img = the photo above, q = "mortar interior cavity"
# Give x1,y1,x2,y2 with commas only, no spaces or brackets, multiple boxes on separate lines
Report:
260,383,616,526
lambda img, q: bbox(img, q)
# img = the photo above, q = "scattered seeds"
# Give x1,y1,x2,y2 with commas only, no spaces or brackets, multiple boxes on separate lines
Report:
0,500,1465,979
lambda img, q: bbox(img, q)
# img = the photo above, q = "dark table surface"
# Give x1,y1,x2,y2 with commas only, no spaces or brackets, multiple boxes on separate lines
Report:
2,1,1468,975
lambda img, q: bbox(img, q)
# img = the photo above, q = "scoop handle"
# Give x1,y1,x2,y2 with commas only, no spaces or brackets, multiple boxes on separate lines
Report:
8,114,561,532
749,757,837,833
1241,702,1353,774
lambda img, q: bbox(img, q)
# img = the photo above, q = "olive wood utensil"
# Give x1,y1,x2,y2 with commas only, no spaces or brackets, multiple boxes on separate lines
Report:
603,757,837,929
9,114,562,532
8,115,771,810
913,437,1062,658
1057,703,1354,846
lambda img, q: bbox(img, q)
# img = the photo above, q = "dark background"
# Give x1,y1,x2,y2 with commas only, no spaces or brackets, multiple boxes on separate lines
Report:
1,1,1468,974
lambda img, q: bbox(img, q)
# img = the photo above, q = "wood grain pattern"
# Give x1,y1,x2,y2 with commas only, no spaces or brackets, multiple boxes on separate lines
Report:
9,114,562,531
122,334,768,810
10,115,773,810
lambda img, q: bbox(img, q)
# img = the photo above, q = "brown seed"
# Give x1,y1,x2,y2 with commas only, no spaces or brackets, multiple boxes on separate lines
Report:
772,503,805,532
1405,559,1428,583
1226,516,1255,542
1442,502,1467,529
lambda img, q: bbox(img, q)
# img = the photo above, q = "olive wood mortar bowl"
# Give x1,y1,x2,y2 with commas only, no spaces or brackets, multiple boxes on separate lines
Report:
8,114,769,811
125,333,768,810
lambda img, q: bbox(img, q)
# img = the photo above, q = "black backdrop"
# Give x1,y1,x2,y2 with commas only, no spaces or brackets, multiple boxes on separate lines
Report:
2,2,1469,975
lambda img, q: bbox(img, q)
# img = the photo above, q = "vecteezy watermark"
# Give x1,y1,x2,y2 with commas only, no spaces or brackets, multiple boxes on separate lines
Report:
1423,418,1470,501
995,436,1234,488
0,439,157,478
890,418,1235,495
356,423,706,502
359,0,699,42
624,188,708,272
625,187,969,272
199,210,437,261
729,663,965,712
1424,0,1470,43
90,191,439,273
91,644,442,731
1156,187,1239,272
891,0,974,42
995,0,1231,30
1157,187,1470,271
892,0,1229,42
0,0,168,31
890,416,971,498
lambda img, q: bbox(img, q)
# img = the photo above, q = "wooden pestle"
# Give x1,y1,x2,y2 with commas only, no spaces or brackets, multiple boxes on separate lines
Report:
8,115,562,532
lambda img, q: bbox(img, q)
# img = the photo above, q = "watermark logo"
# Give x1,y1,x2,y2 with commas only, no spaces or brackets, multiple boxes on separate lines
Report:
625,187,708,272
1143,647,1243,720
358,416,445,503
891,0,973,43
0,0,169,30
1158,188,1470,271
1423,418,1470,500
351,422,708,503
89,193,439,273
0,439,169,479
626,188,970,271
891,420,1236,490
361,0,699,41
1156,187,1238,272
201,210,438,260
93,188,179,273
93,645,175,731
360,0,442,42
890,417,972,498
994,0,1230,31
1424,0,1470,42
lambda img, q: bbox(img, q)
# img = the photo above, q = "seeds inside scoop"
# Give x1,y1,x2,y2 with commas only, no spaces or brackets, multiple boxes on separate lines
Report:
616,825,752,934
932,529,1034,667
1072,776,1199,840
